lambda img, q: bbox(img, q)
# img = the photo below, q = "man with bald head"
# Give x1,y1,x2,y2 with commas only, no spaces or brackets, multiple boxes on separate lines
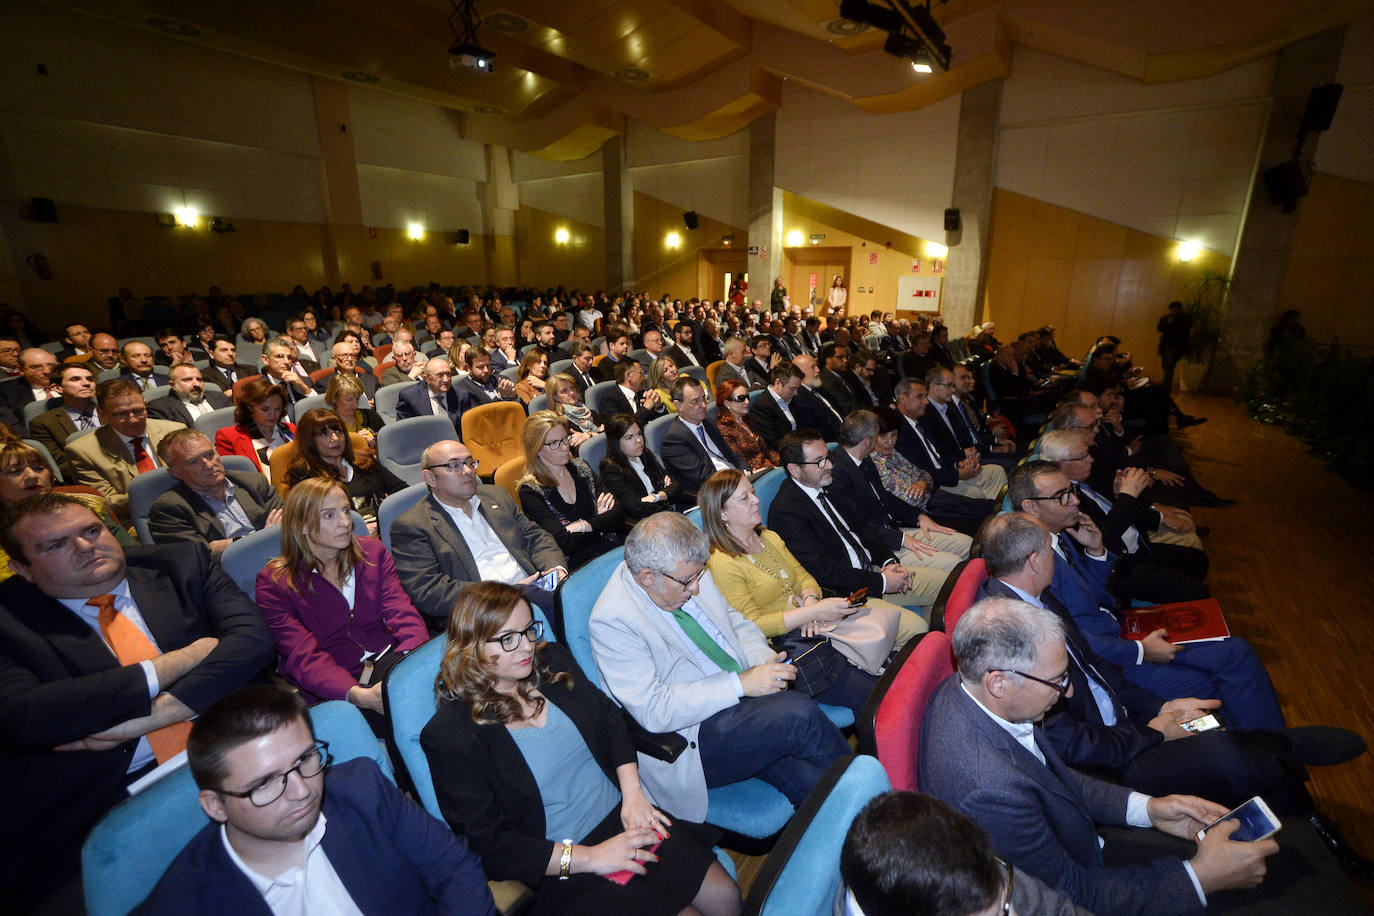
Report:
118,341,166,394
395,357,463,430
1,347,61,424
82,333,121,372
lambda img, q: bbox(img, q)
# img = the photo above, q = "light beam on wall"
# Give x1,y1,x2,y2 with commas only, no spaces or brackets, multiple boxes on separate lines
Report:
555,227,570,244
785,230,803,247
407,222,425,240
174,207,198,228
1177,240,1200,262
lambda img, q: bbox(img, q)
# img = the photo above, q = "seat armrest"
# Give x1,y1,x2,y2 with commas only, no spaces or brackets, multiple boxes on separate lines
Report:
625,711,687,762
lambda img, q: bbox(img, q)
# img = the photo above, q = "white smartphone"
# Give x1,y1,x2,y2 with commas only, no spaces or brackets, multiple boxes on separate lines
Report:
535,570,560,592
1179,712,1223,733
1196,796,1281,843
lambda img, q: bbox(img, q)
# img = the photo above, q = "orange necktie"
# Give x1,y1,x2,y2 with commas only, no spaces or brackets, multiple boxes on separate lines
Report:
87,594,191,763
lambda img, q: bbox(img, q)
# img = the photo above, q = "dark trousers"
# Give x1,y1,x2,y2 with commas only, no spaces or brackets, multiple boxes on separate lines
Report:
698,691,851,806
1122,636,1286,732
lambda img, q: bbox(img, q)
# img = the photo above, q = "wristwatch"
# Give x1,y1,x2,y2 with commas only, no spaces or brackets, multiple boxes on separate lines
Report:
559,839,573,880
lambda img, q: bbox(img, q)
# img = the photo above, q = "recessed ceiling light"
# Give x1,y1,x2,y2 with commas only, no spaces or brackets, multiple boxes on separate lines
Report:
484,12,529,32
342,71,379,83
613,67,651,83
824,17,868,36
472,104,504,114
144,17,201,37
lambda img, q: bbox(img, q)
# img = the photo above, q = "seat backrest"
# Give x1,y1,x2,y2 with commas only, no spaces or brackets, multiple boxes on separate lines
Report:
221,524,283,597
644,413,676,457
681,365,706,383
867,631,953,792
705,360,724,391
742,755,892,916
23,397,53,427
373,343,393,362
628,348,651,366
290,392,326,423
576,433,606,474
373,380,409,427
751,467,787,520
66,426,98,445
377,482,429,552
549,358,572,377
683,506,703,529
128,468,178,545
527,392,549,414
194,405,238,440
460,401,525,474
493,455,526,501
235,342,262,368
560,547,625,689
267,440,300,498
499,365,520,382
748,388,765,408
22,438,62,482
939,559,988,635
378,415,458,485
143,384,170,404
582,380,618,416
81,700,390,916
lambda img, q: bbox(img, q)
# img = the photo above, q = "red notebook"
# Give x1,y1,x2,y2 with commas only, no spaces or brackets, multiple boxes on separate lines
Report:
1121,598,1230,643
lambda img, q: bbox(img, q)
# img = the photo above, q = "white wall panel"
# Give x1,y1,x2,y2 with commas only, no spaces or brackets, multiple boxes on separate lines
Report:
356,164,483,233
348,88,486,180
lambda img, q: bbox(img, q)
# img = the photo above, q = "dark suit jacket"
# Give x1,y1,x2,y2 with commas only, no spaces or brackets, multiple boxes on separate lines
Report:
660,417,741,503
744,357,772,389
201,362,257,394
28,404,82,478
146,469,283,546
598,384,664,427
395,380,463,430
313,367,378,399
918,678,1201,916
422,644,635,887
820,370,856,418
145,390,232,428
793,386,842,440
895,411,960,488
133,759,495,916
599,452,682,519
746,389,798,450
917,406,968,469
389,489,566,624
0,543,274,905
695,332,724,365
665,344,703,370
567,364,598,393
765,477,893,597
452,376,516,415
827,445,922,529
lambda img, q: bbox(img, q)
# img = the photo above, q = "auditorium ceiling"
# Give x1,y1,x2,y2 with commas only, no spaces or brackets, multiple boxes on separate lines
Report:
45,0,1372,159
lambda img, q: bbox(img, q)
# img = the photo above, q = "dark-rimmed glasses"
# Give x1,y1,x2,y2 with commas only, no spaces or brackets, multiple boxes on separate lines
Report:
425,458,479,473
1001,667,1071,697
486,620,544,652
659,567,706,591
217,741,330,807
1025,487,1076,506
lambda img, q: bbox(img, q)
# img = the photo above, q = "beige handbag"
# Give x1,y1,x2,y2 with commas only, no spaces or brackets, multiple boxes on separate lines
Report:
825,602,901,675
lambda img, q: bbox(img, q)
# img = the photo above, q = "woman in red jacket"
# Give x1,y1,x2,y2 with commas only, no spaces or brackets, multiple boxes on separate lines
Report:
213,376,296,475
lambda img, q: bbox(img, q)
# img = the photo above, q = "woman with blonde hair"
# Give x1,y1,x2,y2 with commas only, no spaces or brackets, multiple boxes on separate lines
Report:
447,339,472,379
422,581,739,916
256,477,427,718
547,373,601,447
698,469,914,718
518,411,623,570
646,355,680,414
514,349,549,405
285,408,405,532
324,370,383,446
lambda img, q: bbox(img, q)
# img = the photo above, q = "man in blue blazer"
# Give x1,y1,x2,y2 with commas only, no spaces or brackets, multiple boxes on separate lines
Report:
661,376,744,503
395,357,463,432
134,686,495,914
1008,461,1286,732
919,596,1276,916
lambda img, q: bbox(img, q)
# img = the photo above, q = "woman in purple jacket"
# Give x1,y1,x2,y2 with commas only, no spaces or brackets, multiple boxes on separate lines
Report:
256,477,428,724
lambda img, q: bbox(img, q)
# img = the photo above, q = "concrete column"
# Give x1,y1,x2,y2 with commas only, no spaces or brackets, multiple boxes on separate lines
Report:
602,135,634,290
1210,27,1347,390
943,79,1003,336
310,76,364,288
747,113,783,297
482,144,519,285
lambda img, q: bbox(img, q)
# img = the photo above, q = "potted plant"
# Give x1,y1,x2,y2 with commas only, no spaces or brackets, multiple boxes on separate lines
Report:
1178,271,1227,392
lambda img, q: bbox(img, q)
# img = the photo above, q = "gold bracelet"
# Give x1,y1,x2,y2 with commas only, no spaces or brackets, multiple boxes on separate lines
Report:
559,839,573,880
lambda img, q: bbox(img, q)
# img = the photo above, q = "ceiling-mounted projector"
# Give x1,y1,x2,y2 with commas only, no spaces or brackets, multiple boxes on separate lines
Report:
449,42,494,74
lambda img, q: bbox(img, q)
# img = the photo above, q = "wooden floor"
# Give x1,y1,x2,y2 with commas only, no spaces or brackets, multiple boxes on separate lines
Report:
731,392,1374,905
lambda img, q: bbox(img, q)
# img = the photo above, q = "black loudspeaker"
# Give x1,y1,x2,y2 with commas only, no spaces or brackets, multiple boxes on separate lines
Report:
683,211,699,230
1263,159,1309,212
454,229,470,245
1300,83,1343,135
28,197,57,222
944,207,960,232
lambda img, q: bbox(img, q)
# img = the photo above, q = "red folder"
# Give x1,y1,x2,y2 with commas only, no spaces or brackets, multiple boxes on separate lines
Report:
1121,598,1230,643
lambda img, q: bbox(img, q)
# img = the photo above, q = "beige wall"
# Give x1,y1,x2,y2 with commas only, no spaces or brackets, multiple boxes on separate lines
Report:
514,206,605,292
983,189,1231,377
633,192,742,297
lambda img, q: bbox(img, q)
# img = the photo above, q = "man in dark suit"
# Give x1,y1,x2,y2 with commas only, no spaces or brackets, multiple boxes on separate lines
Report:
765,322,795,362
452,346,519,415
819,343,857,418
593,328,633,383
389,439,566,630
146,365,231,429
395,357,463,430
28,363,97,478
148,429,283,552
200,336,257,396
0,494,274,913
793,353,845,440
695,319,725,365
901,333,939,381
135,686,495,915
714,338,753,390
660,376,744,503
564,341,599,393
315,341,378,399
598,359,666,427
919,595,1279,916
118,341,169,395
748,361,840,449
666,321,704,369
54,322,93,364
950,363,1020,461
1,346,61,425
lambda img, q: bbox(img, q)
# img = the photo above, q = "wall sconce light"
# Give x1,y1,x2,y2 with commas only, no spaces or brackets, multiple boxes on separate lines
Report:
785,229,803,247
926,242,948,258
1176,240,1199,262
666,232,681,249
210,218,236,233
173,207,198,228
407,222,425,240
555,227,570,245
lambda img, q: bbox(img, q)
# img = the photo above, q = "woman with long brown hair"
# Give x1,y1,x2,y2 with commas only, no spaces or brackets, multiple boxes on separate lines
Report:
214,376,295,475
285,408,405,532
514,349,549,405
422,581,739,916
255,477,427,715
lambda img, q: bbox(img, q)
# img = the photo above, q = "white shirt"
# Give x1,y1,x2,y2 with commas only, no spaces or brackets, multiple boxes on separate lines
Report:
657,597,743,697
118,431,159,469
221,813,364,916
768,388,796,429
295,341,319,364
436,494,527,584
60,581,159,771
1051,536,1143,665
902,415,941,469
178,395,217,420
678,418,733,472
795,479,866,569
628,456,656,495
999,580,1117,726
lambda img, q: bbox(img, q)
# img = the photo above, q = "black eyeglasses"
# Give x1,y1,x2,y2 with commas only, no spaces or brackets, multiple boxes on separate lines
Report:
998,667,1071,697
659,567,706,590
725,395,749,403
794,454,832,467
1025,486,1076,506
424,458,480,472
217,741,330,806
486,620,544,652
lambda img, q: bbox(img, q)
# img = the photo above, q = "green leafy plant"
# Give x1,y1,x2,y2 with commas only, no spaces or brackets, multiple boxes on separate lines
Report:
1182,271,1227,365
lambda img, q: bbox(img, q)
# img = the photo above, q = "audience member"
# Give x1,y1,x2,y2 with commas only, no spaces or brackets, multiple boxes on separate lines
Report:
67,379,184,518
599,357,666,426
118,341,165,394
891,377,998,532
599,413,681,519
424,581,740,915
201,336,256,393
324,371,383,446
396,356,463,429
259,336,315,408
548,371,601,447
214,377,296,477
666,320,704,369
646,355,680,412
513,349,548,405
713,379,778,472
662,376,745,503
153,328,194,369
454,345,519,412
518,411,624,569
319,339,379,399
82,332,122,373
147,364,230,427
27,363,99,478
149,428,282,551
1,346,60,421
54,323,92,363
566,340,599,392
380,339,424,386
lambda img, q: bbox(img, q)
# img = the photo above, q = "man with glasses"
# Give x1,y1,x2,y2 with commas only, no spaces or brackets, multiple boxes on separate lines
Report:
0,493,273,913
921,597,1279,916
396,357,463,429
452,346,518,413
134,685,494,914
590,512,850,823
390,439,567,632
662,377,744,504
66,379,184,518
148,429,283,553
83,332,122,373
892,377,999,534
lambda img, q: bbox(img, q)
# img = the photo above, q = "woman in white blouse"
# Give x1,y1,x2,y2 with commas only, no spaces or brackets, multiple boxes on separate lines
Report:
597,413,682,520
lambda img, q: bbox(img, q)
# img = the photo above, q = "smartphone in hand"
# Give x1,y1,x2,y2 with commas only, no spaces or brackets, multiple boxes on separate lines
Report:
1196,796,1281,842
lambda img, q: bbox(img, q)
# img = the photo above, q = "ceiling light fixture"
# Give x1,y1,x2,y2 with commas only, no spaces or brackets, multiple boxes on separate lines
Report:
1177,240,1200,262
448,0,495,75
843,0,952,72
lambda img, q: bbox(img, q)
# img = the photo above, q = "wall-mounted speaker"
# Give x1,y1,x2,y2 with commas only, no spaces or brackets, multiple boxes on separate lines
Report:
943,208,960,232
454,229,470,245
1300,83,1343,136
683,211,699,230
1263,159,1308,213
27,197,57,223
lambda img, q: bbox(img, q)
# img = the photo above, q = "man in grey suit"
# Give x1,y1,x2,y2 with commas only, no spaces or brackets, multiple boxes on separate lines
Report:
714,338,753,390
389,439,566,632
589,513,850,823
919,596,1277,916
149,429,282,553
